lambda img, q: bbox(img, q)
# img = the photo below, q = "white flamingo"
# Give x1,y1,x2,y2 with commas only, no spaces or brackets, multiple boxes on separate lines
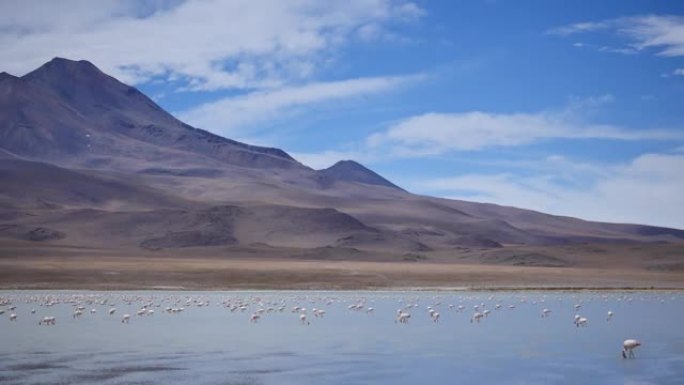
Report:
622,339,641,359
121,314,130,323
39,316,56,325
300,313,310,325
9,313,17,321
396,311,411,324
541,309,551,317
471,312,484,323
607,311,613,321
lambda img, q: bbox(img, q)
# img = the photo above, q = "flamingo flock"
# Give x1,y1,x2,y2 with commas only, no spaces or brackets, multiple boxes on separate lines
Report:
1,292,672,360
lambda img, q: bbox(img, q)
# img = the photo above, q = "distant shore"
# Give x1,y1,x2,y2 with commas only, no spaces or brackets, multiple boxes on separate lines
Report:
2,253,683,291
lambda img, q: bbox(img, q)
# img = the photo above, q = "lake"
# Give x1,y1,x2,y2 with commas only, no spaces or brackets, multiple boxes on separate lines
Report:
1,290,683,385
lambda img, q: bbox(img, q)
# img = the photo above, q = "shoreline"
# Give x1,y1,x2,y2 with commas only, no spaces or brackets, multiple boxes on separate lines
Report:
2,254,683,292
2,285,683,293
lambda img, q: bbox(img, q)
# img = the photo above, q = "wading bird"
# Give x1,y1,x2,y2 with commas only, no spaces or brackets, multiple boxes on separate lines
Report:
622,339,641,359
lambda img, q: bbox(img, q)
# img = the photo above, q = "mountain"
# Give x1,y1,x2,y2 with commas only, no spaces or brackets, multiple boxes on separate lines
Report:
2,57,300,169
319,160,403,190
1,58,683,271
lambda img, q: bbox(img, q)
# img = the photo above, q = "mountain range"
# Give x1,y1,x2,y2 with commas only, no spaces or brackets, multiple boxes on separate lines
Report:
1,58,683,271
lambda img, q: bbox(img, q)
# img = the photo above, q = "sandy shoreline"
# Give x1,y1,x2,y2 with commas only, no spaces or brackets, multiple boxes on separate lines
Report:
2,254,683,291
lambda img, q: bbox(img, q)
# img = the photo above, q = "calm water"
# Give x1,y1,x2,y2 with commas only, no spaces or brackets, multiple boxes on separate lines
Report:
1,290,683,385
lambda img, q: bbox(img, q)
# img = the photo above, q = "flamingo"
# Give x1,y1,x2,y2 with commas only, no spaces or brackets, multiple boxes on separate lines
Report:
250,313,260,323
622,339,641,359
9,313,17,321
576,317,588,327
541,309,551,317
471,312,484,323
300,313,310,325
38,316,56,325
121,314,130,323
108,308,116,315
396,311,411,324
607,311,613,321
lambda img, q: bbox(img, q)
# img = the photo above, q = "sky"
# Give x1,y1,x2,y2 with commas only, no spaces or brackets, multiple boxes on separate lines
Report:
1,0,684,228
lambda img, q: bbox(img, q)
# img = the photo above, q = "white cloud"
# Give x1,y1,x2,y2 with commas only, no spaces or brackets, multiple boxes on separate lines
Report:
0,0,423,90
549,21,611,36
179,74,421,137
414,153,684,229
550,15,684,57
365,110,683,155
291,96,683,176
674,68,684,76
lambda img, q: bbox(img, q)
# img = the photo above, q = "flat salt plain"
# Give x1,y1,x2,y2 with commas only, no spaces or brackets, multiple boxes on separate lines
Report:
1,290,683,385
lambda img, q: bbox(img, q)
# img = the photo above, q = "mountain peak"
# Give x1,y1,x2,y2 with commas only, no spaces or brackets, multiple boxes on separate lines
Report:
319,160,403,190
22,58,100,84
331,160,363,168
1,57,303,169
34,57,101,76
0,71,20,84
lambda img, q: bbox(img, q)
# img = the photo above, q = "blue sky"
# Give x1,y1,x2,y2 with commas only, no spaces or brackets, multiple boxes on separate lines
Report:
2,0,684,228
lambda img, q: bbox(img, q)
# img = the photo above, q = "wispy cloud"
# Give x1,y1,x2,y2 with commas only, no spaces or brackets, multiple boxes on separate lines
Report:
410,152,684,229
179,74,422,138
365,108,683,156
292,94,683,170
550,15,684,57
549,21,612,36
0,0,424,90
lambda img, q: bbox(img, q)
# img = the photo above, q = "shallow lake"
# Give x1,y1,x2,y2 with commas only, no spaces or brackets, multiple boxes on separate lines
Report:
1,290,683,385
